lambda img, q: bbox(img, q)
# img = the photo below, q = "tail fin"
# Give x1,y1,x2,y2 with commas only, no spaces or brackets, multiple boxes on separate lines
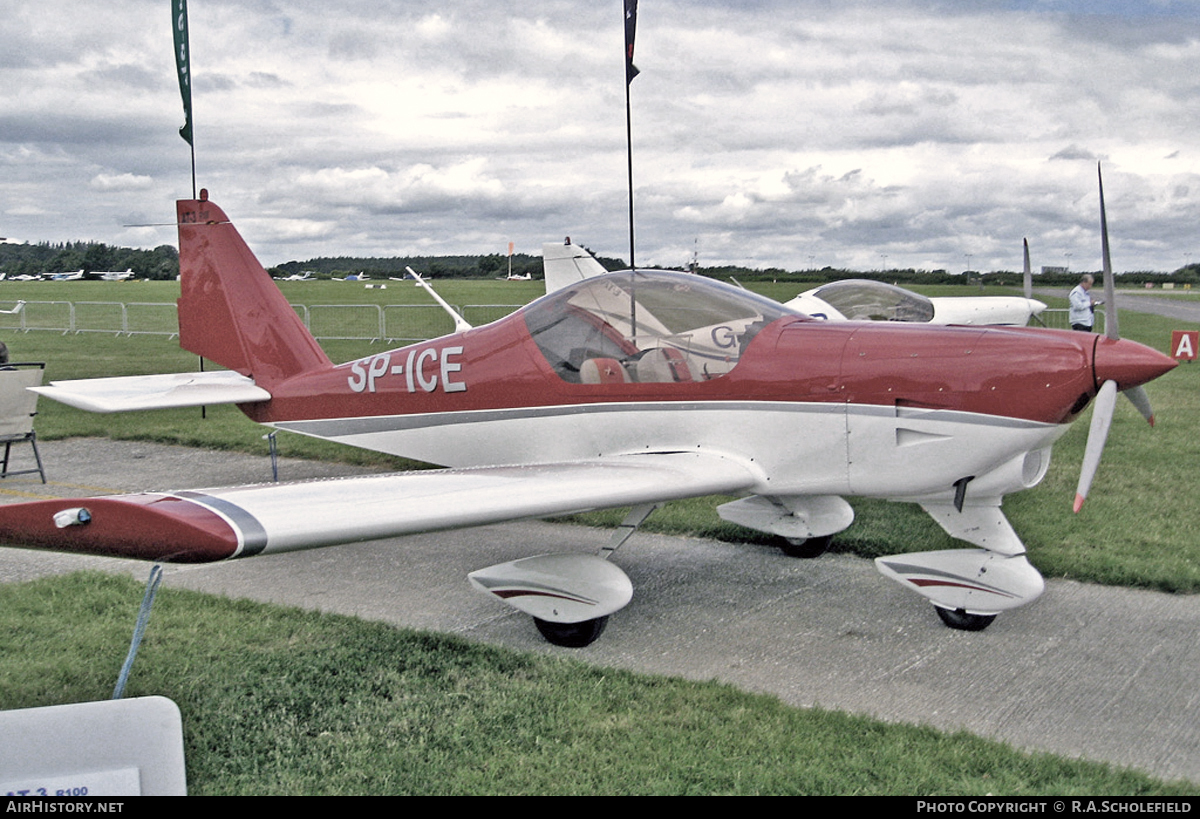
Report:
177,195,331,386
542,240,610,294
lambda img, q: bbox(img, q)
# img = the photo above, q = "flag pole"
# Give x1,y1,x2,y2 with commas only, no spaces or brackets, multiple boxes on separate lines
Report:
623,1,640,341
625,78,636,273
624,0,639,273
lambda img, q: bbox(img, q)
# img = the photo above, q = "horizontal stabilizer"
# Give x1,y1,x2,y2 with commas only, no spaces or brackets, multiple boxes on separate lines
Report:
31,371,271,413
0,451,757,563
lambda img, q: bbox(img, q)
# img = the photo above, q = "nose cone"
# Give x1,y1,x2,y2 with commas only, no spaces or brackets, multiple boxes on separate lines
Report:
1093,336,1177,391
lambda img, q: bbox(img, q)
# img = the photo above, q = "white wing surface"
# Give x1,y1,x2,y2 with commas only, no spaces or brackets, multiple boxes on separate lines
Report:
0,451,759,562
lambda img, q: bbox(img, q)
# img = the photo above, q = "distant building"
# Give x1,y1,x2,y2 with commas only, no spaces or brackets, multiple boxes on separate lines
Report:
1040,266,1068,275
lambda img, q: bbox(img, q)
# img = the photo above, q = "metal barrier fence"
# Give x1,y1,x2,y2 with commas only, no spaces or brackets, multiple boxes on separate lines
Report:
1038,307,1105,334
0,301,1104,339
0,300,525,342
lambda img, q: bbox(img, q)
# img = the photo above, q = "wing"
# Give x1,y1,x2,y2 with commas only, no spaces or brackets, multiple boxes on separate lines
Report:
0,451,759,563
30,371,271,413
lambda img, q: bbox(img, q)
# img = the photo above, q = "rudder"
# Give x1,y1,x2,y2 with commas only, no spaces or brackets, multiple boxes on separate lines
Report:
177,194,331,387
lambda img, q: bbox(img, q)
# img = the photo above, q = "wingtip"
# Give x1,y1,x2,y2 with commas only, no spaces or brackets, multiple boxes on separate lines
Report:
1073,494,1086,514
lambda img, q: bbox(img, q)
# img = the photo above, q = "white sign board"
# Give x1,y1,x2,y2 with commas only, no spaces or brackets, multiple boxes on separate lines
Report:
0,696,186,796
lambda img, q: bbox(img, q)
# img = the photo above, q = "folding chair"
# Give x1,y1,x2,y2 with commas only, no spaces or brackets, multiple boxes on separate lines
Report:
0,362,46,483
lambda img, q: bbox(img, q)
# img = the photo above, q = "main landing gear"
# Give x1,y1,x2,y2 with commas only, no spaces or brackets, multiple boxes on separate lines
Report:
467,504,657,649
531,504,658,648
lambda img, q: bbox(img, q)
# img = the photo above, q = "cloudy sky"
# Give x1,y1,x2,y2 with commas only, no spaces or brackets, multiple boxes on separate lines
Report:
5,0,1200,273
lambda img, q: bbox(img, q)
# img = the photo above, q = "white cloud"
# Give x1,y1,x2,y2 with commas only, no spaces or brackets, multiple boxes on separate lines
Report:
3,1,1200,270
90,172,154,192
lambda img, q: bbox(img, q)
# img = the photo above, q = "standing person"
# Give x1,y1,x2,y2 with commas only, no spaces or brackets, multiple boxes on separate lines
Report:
1069,274,1101,332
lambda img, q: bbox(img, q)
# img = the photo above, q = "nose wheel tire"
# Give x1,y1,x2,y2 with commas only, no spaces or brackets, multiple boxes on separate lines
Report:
534,615,609,648
935,606,996,632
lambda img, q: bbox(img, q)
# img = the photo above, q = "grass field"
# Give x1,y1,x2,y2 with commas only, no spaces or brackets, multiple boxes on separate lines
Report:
1,278,1196,794
1,572,1194,796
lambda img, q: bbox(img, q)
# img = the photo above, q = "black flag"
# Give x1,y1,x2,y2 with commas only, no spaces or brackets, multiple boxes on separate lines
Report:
624,0,639,84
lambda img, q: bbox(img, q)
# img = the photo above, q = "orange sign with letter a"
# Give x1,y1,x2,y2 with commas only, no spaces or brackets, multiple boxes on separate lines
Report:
1171,330,1198,360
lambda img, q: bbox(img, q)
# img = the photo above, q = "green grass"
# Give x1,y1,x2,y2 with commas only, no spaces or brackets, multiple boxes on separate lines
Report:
1,572,1192,796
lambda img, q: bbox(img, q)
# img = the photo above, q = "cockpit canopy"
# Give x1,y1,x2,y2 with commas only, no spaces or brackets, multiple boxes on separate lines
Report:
523,270,791,384
802,279,935,322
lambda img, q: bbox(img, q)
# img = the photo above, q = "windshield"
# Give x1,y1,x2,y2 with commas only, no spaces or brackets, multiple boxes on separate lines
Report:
809,280,934,322
523,271,790,384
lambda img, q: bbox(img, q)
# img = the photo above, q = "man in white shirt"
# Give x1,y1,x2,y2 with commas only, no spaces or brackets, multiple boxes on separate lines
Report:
1068,274,1101,331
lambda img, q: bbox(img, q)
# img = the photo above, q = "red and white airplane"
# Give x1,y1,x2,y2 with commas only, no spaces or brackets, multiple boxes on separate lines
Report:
0,179,1175,645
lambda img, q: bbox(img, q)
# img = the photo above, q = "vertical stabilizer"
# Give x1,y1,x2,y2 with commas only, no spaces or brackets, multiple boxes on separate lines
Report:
542,240,610,294
176,195,332,386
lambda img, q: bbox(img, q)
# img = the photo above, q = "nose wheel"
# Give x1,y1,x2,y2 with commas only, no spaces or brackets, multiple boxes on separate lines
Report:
534,616,609,648
934,606,996,631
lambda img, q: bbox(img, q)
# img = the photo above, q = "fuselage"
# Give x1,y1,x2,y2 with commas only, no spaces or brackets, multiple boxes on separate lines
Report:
244,271,1172,502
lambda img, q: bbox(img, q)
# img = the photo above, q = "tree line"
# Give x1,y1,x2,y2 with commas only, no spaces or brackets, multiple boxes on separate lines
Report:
4,238,1199,287
0,241,179,280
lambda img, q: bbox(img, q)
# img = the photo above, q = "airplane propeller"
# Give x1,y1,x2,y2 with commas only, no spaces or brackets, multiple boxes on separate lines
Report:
1023,238,1033,301
1023,238,1048,327
1072,162,1158,512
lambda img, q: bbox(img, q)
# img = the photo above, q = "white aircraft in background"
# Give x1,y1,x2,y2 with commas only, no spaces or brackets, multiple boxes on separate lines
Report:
274,272,314,282
544,240,1047,326
45,270,84,282
86,269,136,282
503,272,532,281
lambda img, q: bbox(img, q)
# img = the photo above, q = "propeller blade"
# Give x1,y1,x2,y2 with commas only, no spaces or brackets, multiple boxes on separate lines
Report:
1123,384,1156,426
1074,379,1118,513
1023,238,1032,300
1098,162,1119,341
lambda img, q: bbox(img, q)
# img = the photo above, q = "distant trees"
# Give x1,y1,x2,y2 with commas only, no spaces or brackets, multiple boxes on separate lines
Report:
0,241,179,280
268,252,543,280
5,238,1200,288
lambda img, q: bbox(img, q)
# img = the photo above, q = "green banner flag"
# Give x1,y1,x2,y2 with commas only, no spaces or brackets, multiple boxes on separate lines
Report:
172,0,193,145
624,0,639,84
